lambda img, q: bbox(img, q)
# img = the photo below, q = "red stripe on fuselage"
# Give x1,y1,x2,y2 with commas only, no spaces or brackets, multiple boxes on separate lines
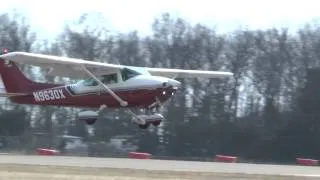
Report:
11,85,176,108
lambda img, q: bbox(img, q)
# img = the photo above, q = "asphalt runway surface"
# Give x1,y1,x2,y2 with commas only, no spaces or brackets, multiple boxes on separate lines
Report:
0,154,318,178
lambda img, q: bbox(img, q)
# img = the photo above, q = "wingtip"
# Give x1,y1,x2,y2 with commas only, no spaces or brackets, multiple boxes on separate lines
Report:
227,72,234,76
216,71,234,77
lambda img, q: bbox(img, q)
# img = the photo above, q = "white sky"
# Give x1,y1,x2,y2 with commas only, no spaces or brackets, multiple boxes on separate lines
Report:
1,0,320,40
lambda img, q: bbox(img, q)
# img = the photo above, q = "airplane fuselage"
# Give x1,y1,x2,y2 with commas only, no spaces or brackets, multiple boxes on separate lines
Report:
9,74,180,109
11,84,177,108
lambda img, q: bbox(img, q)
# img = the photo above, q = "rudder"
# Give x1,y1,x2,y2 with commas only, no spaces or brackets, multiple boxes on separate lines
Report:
0,58,57,94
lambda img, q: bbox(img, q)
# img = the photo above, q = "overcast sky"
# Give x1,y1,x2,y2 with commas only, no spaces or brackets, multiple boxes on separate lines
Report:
1,0,320,39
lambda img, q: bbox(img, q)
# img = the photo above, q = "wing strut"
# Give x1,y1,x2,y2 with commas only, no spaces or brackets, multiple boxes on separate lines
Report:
80,65,128,107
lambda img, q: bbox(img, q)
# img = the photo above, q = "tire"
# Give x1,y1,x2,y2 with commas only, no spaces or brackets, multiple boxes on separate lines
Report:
152,121,161,126
138,123,149,129
86,119,96,125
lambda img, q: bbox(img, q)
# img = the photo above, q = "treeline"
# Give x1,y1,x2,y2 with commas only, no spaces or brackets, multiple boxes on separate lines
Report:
0,12,320,163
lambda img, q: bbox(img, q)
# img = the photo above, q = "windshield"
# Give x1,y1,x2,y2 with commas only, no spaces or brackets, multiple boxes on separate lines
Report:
121,67,141,81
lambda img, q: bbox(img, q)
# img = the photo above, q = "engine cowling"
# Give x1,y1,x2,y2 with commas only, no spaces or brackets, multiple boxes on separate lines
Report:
77,111,98,125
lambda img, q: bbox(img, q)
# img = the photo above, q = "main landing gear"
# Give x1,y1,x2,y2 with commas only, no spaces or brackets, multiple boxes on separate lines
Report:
77,107,164,129
77,103,164,129
77,104,107,125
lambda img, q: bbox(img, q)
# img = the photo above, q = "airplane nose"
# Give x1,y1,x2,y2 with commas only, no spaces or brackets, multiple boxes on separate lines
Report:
168,79,181,88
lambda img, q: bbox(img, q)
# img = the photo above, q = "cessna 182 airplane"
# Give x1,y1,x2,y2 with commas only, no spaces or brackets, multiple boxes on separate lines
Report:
0,50,233,129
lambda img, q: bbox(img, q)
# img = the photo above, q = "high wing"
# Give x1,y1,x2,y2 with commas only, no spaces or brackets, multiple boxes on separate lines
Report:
145,67,232,78
0,52,124,78
0,51,233,79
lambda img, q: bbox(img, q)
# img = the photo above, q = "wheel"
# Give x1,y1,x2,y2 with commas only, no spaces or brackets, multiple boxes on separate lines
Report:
138,123,150,129
152,121,161,126
85,119,96,125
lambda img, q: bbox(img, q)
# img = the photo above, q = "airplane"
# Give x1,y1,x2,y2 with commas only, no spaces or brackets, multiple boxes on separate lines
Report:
0,50,233,129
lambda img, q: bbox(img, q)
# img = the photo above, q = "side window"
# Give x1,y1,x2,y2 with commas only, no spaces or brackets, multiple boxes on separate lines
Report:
101,73,118,84
83,78,98,86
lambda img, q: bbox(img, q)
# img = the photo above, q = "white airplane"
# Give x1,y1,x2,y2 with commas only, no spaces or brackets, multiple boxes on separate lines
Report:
0,51,233,129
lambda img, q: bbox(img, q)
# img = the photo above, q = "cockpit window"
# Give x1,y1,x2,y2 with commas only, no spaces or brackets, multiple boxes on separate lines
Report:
78,73,118,86
80,78,98,86
101,73,117,84
121,68,141,81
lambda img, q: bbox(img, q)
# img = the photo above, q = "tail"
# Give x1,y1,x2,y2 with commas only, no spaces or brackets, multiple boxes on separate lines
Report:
0,58,58,97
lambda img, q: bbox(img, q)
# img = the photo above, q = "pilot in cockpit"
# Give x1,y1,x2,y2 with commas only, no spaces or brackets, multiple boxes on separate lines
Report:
101,74,117,85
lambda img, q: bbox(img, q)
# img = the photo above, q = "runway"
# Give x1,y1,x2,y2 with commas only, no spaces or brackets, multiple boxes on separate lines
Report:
0,154,318,178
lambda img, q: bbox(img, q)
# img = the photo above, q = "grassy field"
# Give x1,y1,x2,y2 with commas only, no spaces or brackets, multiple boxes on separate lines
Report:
0,164,316,180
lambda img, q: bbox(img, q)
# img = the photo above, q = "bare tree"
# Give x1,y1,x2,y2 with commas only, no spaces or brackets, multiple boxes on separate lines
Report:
224,30,255,120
